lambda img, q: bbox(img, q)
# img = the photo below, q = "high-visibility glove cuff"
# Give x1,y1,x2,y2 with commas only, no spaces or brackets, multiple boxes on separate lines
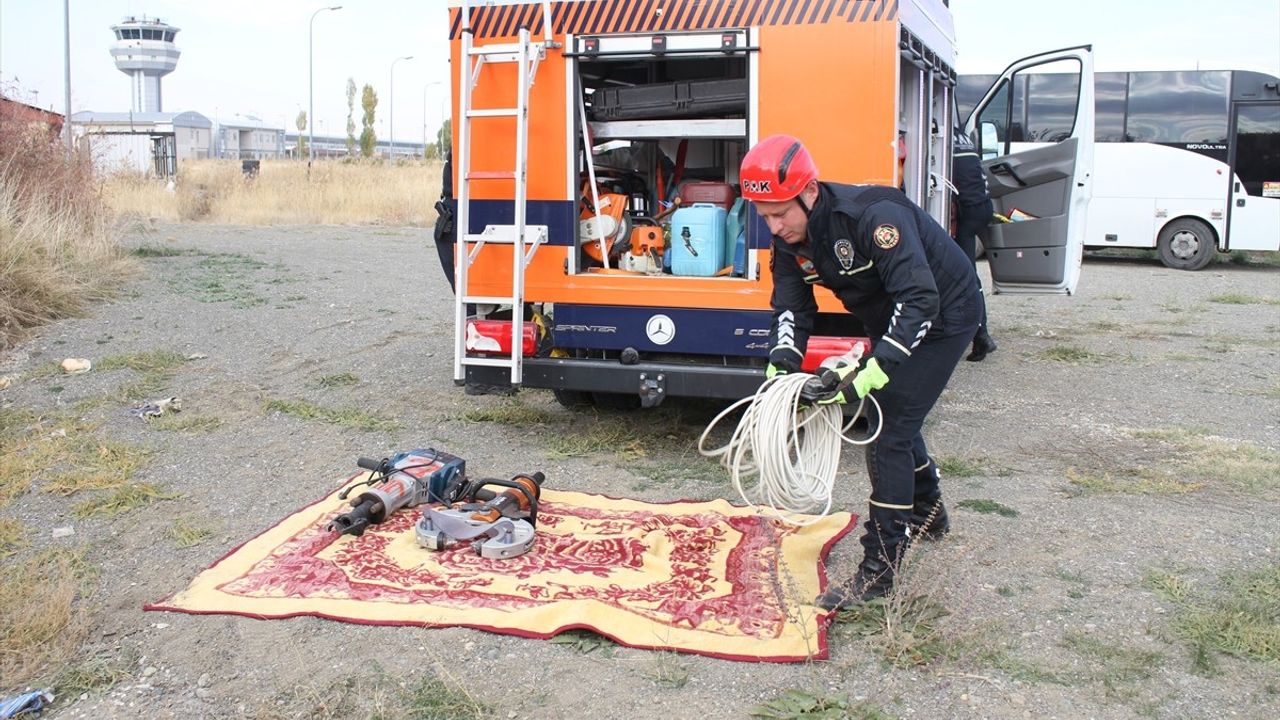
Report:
852,357,890,398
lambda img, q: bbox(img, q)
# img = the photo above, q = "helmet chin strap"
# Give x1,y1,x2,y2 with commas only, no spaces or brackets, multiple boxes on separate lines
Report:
795,186,814,218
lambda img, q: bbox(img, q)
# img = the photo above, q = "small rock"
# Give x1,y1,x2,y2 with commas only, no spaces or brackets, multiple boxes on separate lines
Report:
0,375,14,390
185,353,208,361
960,693,970,703
198,673,211,688
52,526,76,538
61,358,92,374
195,687,213,700
143,666,158,678
508,713,518,719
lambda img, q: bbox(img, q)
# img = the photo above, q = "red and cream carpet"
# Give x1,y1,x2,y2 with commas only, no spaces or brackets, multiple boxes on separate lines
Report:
147,482,856,662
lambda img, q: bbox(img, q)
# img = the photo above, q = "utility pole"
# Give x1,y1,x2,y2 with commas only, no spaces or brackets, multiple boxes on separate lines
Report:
63,0,72,154
308,5,342,177
389,55,413,159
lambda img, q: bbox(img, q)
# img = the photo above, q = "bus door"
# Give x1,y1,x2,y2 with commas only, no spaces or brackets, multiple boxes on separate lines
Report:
964,46,1094,295
1226,101,1280,252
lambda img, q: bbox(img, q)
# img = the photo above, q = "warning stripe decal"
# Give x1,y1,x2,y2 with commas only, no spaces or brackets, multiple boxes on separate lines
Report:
450,0,897,39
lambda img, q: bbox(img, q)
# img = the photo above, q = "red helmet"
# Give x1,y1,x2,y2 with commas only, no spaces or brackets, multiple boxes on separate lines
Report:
739,134,819,202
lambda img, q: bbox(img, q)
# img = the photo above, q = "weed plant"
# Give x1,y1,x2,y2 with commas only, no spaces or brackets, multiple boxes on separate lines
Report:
0,101,132,348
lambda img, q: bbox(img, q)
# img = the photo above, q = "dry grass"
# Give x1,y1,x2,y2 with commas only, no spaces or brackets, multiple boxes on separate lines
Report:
0,547,93,688
104,159,444,226
1127,427,1280,495
166,515,217,548
0,518,26,559
0,113,133,349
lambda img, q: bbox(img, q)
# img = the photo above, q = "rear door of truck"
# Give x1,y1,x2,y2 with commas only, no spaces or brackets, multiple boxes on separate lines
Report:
964,46,1094,295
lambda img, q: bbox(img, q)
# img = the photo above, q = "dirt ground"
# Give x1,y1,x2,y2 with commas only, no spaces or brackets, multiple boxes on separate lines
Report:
1,222,1277,719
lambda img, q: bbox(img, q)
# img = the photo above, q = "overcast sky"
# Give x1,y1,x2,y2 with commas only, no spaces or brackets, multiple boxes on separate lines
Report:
2,0,1277,142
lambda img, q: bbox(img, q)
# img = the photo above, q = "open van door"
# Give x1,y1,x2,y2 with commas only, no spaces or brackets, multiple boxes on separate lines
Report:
964,46,1094,295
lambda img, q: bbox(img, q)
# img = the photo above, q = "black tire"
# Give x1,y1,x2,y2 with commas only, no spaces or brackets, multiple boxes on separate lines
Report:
552,389,594,409
591,392,641,410
1157,218,1217,271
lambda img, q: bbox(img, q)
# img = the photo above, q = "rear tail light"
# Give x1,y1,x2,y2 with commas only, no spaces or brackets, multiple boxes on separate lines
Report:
465,320,537,356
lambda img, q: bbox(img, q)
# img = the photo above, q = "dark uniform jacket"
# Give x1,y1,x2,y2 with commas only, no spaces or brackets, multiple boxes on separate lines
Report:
952,131,992,210
767,183,980,374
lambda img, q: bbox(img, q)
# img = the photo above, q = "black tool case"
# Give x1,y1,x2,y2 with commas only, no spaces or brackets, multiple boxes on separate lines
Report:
590,78,748,121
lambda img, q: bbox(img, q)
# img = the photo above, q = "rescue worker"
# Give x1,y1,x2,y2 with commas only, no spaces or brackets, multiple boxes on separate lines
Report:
741,134,981,609
952,127,998,361
433,147,458,293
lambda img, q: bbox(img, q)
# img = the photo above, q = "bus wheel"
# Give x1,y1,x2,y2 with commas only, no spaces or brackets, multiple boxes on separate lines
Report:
1157,218,1217,271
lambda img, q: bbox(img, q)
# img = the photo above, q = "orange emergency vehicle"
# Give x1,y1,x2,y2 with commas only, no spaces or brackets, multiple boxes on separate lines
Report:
445,0,1094,407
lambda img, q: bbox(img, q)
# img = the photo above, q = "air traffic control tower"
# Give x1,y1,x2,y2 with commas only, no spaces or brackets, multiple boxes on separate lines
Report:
110,16,181,114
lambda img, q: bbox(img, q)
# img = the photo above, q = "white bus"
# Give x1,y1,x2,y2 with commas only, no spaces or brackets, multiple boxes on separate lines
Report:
959,69,1280,270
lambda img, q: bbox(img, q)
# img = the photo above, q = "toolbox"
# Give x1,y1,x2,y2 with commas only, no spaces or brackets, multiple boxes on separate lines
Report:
590,78,748,121
679,181,736,210
670,203,728,277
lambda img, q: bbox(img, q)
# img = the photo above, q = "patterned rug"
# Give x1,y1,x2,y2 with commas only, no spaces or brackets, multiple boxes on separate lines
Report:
147,481,857,662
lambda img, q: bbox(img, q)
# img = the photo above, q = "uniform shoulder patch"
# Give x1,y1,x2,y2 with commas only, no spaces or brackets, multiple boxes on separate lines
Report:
873,224,900,250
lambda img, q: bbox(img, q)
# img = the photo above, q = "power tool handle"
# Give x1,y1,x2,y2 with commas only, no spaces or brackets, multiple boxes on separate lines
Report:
356,457,384,472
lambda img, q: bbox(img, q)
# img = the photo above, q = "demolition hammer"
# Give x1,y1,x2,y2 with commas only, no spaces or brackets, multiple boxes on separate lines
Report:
326,449,466,537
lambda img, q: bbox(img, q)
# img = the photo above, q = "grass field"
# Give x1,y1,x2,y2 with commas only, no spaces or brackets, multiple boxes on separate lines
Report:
104,159,444,227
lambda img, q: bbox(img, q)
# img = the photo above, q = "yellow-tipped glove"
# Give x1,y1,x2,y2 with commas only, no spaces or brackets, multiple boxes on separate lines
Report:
816,357,889,405
765,363,789,380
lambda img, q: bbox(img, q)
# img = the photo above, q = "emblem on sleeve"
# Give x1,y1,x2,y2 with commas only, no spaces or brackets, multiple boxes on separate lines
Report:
873,224,900,250
834,238,855,270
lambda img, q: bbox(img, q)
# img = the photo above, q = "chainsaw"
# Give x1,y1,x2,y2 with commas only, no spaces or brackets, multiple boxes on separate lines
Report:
416,472,544,559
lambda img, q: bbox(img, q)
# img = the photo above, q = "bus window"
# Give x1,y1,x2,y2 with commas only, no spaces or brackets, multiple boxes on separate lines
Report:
1094,72,1128,142
1126,71,1230,144
956,74,996,120
1233,103,1280,198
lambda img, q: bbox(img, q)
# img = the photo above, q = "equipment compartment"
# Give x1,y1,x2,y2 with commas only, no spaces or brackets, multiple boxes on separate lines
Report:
589,78,748,121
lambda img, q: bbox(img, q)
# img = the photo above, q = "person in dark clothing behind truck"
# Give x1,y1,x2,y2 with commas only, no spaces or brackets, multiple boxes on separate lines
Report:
742,134,982,609
433,148,458,292
952,128,998,361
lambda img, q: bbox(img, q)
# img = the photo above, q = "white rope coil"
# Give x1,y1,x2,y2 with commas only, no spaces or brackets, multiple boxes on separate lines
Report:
698,372,882,526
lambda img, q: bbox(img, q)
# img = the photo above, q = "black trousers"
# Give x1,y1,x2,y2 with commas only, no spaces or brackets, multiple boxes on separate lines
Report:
955,201,993,332
858,293,980,560
435,238,457,293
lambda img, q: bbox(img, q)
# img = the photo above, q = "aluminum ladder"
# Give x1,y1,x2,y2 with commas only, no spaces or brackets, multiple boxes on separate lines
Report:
453,0,557,387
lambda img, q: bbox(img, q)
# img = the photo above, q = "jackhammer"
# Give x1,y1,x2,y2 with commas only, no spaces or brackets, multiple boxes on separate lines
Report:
326,449,466,537
325,450,546,559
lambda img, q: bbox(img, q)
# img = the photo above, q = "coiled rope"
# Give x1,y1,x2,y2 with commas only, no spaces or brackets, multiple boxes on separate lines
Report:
698,372,882,526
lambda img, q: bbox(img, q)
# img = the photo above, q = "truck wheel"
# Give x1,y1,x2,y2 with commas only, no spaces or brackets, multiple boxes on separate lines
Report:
591,392,640,410
552,389,593,409
1157,218,1216,271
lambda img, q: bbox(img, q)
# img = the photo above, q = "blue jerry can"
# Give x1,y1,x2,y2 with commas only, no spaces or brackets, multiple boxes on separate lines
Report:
670,203,727,277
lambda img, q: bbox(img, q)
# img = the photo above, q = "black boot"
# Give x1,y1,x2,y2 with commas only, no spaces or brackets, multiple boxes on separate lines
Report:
910,498,950,541
816,556,894,610
966,327,998,362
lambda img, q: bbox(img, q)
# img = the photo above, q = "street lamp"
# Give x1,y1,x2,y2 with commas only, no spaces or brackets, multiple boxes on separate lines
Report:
309,5,342,175
423,81,442,158
389,55,414,160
